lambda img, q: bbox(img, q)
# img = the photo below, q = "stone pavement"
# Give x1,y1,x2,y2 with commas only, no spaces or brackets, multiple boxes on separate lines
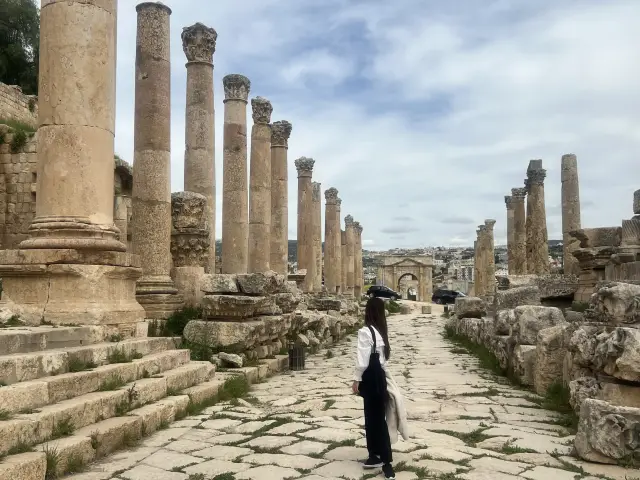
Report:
68,305,639,480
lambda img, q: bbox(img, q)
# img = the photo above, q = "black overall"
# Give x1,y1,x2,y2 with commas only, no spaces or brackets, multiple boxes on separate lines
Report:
359,325,392,464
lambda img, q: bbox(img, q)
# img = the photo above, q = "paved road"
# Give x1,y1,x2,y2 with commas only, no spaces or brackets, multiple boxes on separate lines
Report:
71,306,637,480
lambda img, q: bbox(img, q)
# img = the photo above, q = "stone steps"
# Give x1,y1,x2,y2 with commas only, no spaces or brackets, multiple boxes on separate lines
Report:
0,326,107,355
0,349,191,415
0,361,215,456
0,336,179,385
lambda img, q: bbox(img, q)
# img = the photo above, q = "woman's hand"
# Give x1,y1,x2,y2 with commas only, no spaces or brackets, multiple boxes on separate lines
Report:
351,381,359,394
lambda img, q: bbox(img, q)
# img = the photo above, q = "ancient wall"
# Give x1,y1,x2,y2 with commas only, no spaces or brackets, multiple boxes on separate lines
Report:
0,83,38,129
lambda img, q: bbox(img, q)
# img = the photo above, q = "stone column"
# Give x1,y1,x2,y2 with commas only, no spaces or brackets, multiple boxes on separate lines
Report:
345,215,356,296
524,178,533,273
511,187,527,274
324,188,339,294
248,97,273,273
182,23,217,273
312,182,322,292
561,154,581,276
270,120,292,276
221,74,251,274
0,0,145,330
170,192,210,307
133,2,182,318
474,226,485,297
484,219,496,297
341,229,347,294
505,195,515,274
335,198,343,294
526,160,550,274
295,157,315,291
354,221,363,299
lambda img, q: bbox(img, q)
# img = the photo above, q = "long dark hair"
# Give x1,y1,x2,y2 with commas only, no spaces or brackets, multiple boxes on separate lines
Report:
364,297,391,360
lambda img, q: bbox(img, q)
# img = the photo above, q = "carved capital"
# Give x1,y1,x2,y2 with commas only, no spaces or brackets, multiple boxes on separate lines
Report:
171,191,210,268
527,168,547,186
312,182,321,202
511,187,527,200
223,74,251,103
295,156,314,177
504,196,514,210
251,96,272,124
345,215,354,227
354,221,363,235
171,233,210,268
271,120,292,148
171,191,208,230
324,187,339,204
484,219,496,231
336,198,342,209
181,23,217,63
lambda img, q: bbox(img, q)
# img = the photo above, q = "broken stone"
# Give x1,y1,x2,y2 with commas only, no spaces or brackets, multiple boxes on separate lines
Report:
236,271,287,296
495,309,517,336
494,286,541,312
569,377,600,413
297,333,310,346
455,297,487,319
201,295,270,319
201,274,239,294
592,327,640,382
588,281,640,325
515,305,566,345
273,292,301,314
533,325,568,396
219,352,243,368
512,345,537,386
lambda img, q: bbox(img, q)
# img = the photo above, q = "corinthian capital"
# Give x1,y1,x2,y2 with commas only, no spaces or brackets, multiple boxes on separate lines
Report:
223,74,251,103
345,215,354,227
312,182,322,202
271,120,292,148
251,96,272,124
181,23,217,63
527,168,547,186
504,196,514,210
294,157,314,177
336,198,342,209
511,187,527,200
354,221,363,235
484,219,496,231
325,187,339,204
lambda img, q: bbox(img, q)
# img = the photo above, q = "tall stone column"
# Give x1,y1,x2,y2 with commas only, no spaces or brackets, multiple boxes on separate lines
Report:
354,221,363,299
324,188,339,294
474,226,485,297
525,178,533,273
341,229,347,294
270,121,292,276
133,2,182,318
295,157,315,291
526,160,550,274
335,198,343,294
511,188,527,274
248,97,273,273
345,215,356,296
221,74,251,274
182,22,217,273
484,219,496,297
505,195,515,274
561,154,581,276
0,0,145,330
312,182,322,291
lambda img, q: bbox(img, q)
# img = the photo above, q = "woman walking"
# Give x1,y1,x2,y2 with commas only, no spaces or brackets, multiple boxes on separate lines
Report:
351,297,395,480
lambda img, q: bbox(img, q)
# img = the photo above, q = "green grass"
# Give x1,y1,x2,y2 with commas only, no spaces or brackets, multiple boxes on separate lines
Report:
44,445,60,480
387,300,401,314
107,346,142,364
64,452,87,475
0,409,11,420
570,301,589,313
442,325,506,376
67,357,98,373
431,427,492,447
0,315,25,328
51,417,74,439
0,118,36,133
523,382,579,433
98,374,126,391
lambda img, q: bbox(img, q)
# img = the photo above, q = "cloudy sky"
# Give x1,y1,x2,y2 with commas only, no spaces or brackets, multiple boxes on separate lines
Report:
113,0,640,250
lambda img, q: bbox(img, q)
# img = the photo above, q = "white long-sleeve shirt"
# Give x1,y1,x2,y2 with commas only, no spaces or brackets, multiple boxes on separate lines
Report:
353,325,387,382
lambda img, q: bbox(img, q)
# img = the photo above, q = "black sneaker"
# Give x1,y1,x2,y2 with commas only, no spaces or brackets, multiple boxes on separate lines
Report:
362,457,383,469
382,463,395,480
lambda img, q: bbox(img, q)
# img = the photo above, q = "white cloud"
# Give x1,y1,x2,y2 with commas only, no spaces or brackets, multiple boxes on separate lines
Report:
112,0,640,250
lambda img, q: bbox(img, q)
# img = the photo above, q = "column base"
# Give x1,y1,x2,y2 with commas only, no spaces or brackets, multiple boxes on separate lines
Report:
136,275,184,319
0,249,146,334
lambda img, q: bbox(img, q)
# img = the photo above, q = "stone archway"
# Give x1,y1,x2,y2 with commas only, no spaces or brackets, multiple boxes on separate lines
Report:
375,255,433,302
398,273,419,299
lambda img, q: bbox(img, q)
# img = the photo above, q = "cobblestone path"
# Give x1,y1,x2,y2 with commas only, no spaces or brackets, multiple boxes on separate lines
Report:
70,307,638,480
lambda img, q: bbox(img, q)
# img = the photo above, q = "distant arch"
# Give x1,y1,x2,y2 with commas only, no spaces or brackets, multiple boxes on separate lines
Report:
375,255,433,302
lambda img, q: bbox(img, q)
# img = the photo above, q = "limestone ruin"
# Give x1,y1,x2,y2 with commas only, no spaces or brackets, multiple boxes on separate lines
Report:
0,1,365,477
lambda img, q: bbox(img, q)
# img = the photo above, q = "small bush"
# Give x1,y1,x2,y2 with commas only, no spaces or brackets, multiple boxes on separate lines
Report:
51,417,74,439
98,374,126,391
570,301,589,313
28,98,36,113
10,130,27,153
44,445,60,480
164,307,202,336
68,357,97,373
387,300,401,314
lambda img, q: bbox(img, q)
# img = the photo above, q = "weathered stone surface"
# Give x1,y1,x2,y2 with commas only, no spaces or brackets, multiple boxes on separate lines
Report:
515,306,566,345
305,296,342,312
495,309,517,335
201,274,239,294
592,327,640,382
589,282,640,325
533,325,568,395
455,297,487,319
237,271,287,296
569,377,600,413
422,305,432,314
575,398,640,464
494,286,540,312
499,274,579,299
219,352,243,368
512,345,537,386
273,292,301,314
598,382,640,409
183,317,291,350
201,295,272,319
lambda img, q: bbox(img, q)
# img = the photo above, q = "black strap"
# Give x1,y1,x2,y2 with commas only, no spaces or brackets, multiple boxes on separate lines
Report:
367,325,377,354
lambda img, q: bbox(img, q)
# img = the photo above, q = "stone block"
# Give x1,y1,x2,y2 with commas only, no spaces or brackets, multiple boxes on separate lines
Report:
201,274,239,294
201,295,271,319
305,296,342,312
422,305,432,314
236,271,288,295
219,352,243,368
592,327,640,382
273,292,301,314
588,282,640,325
494,286,540,312
455,297,487,319
598,381,640,409
494,308,516,336
490,335,512,371
575,399,640,464
0,452,46,480
515,305,566,345
512,345,537,385
533,325,568,395
569,377,600,413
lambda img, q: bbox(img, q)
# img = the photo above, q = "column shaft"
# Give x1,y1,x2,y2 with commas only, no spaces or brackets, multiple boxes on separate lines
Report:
505,196,514,274
511,188,527,274
354,222,363,299
335,199,342,294
527,161,550,274
133,2,181,318
345,215,355,296
324,188,339,294
248,97,273,273
312,182,322,291
269,121,292,276
182,23,217,273
341,229,347,293
484,219,496,297
561,154,581,276
295,157,315,292
221,74,250,274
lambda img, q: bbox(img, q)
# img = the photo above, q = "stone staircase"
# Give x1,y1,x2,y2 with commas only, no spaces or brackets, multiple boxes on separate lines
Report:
0,325,278,480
